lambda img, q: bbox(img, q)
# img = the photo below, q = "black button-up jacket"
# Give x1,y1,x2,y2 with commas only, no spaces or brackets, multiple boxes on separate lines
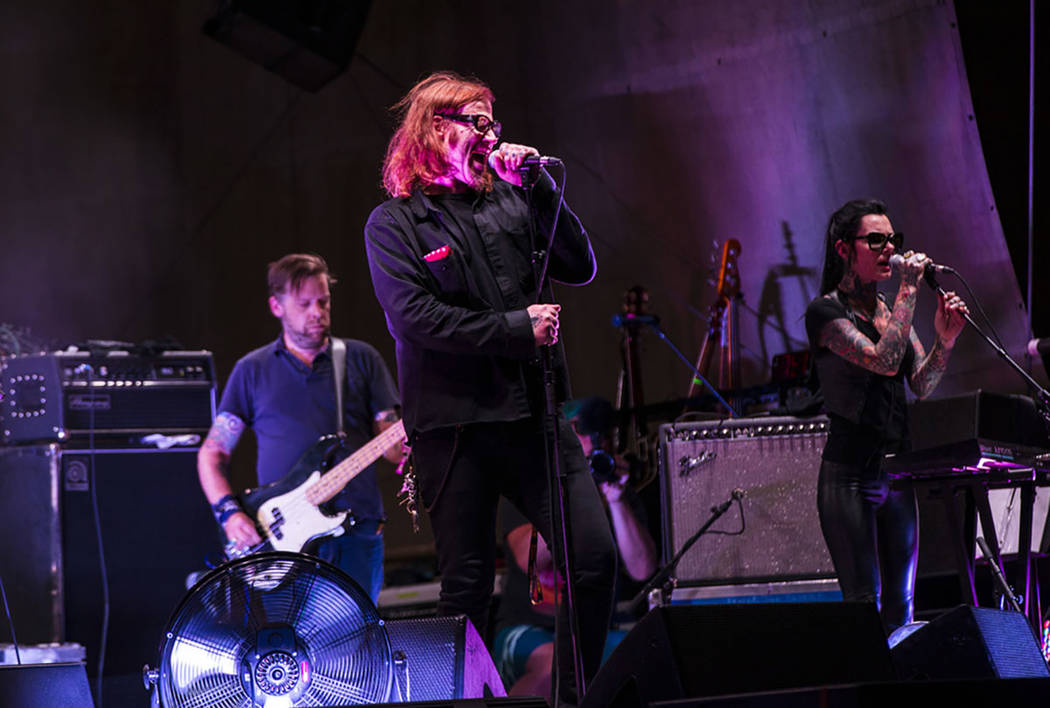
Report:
364,174,596,436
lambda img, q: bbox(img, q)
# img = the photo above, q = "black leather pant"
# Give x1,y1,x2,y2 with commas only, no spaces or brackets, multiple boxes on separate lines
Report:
817,456,918,633
411,416,617,702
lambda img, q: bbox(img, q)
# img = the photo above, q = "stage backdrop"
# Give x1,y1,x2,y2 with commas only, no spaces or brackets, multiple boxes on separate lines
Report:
0,1,1044,559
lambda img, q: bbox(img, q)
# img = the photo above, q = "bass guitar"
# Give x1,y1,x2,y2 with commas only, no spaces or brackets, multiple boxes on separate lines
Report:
226,420,405,559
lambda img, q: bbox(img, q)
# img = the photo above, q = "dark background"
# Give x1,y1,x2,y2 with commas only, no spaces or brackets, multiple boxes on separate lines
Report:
0,1,1046,563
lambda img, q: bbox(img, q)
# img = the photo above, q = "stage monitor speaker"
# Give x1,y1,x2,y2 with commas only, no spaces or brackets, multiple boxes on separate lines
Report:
59,446,220,696
0,445,64,645
668,677,1050,707
203,0,374,91
580,603,893,708
345,699,546,708
0,663,93,707
659,417,833,585
892,605,1050,679
384,615,506,701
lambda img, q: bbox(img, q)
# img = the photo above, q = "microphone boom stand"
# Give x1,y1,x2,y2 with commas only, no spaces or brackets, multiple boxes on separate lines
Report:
926,271,1050,625
627,490,741,613
641,321,740,418
925,272,1050,428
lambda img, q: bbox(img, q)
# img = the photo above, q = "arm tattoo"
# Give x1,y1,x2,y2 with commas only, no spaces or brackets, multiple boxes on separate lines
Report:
819,286,918,376
203,411,245,455
910,334,951,399
374,408,400,424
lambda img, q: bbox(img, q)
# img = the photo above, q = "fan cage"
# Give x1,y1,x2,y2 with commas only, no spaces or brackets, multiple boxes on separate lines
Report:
156,552,393,708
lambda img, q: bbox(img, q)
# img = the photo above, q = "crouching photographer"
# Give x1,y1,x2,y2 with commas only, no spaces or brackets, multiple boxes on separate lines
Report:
491,396,658,697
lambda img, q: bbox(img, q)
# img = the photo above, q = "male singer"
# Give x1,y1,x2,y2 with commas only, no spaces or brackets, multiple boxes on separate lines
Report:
364,72,616,705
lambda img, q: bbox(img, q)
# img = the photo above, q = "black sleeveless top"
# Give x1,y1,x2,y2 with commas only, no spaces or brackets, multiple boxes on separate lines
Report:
804,292,914,466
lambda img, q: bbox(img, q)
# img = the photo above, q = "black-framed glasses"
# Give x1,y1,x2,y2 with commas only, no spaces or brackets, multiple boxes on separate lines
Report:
439,112,502,138
854,231,904,252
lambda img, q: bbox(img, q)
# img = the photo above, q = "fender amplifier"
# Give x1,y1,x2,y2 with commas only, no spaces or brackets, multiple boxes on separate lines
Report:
660,416,833,585
1,350,215,445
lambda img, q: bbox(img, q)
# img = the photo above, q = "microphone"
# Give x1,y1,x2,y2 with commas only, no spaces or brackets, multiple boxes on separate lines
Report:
521,155,562,166
1027,337,1050,359
888,253,955,275
731,488,745,500
611,313,660,328
487,151,562,170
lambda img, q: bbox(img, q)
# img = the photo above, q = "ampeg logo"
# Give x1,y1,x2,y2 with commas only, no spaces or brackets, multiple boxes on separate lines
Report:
64,458,89,492
68,394,111,411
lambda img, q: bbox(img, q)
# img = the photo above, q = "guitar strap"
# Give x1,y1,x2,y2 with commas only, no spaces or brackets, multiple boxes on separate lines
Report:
330,337,346,437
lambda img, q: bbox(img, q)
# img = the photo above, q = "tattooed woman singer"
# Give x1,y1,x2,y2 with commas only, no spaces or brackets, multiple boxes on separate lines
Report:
804,199,969,634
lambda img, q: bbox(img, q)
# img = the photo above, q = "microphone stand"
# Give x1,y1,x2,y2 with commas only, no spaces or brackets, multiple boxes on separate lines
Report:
925,272,1050,431
925,271,1050,624
520,163,587,704
976,536,1025,614
626,489,742,614
638,320,740,418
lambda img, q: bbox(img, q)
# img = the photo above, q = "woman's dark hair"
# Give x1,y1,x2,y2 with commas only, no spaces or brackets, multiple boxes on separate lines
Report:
818,198,888,294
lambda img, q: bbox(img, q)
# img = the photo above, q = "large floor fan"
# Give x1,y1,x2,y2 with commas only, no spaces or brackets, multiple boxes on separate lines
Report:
145,552,393,707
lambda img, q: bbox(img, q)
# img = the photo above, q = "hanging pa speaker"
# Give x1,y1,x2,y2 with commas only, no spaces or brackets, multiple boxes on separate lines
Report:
203,0,374,91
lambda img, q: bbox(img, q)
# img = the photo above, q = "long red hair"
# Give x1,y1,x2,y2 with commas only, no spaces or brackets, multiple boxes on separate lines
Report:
382,71,495,198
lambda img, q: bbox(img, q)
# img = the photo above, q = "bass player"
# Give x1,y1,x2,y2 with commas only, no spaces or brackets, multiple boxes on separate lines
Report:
197,253,402,603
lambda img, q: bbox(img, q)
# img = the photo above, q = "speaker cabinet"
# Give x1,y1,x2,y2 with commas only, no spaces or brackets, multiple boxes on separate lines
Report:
0,445,64,644
384,615,506,701
660,417,833,585
0,663,92,707
892,605,1050,679
59,447,220,687
581,603,892,707
203,0,374,91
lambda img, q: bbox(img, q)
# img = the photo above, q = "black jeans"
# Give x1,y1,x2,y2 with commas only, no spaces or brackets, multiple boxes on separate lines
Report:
817,456,918,633
411,416,617,700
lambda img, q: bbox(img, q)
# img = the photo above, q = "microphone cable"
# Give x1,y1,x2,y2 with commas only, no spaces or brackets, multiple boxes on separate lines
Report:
0,573,21,664
79,363,111,706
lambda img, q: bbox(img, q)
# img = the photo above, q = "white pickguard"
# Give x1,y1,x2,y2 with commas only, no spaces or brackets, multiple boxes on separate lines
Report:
256,471,348,552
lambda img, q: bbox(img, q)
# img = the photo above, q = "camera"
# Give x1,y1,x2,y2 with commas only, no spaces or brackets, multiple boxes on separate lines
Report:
587,449,620,484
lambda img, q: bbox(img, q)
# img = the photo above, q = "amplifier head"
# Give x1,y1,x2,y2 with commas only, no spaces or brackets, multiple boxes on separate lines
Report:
660,416,834,586
1,351,215,445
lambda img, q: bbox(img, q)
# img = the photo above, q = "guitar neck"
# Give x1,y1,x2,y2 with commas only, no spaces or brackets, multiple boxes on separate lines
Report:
305,419,406,505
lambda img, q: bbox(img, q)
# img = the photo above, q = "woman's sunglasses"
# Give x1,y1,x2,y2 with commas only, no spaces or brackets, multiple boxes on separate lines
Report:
853,231,904,252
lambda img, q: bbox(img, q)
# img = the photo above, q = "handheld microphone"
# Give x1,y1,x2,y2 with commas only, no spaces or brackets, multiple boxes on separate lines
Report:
520,155,562,166
611,313,660,328
888,253,955,275
488,151,562,170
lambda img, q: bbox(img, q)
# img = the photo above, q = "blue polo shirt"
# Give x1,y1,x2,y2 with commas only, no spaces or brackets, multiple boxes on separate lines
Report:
217,336,400,520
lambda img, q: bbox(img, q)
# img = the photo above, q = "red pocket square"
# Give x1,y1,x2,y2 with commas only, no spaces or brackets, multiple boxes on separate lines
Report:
424,245,452,262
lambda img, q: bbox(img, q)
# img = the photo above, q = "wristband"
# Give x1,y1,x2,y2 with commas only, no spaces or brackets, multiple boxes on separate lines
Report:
211,494,242,526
